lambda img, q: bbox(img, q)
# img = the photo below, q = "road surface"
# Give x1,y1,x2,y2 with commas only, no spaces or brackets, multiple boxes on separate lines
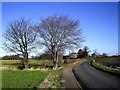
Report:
73,61,120,89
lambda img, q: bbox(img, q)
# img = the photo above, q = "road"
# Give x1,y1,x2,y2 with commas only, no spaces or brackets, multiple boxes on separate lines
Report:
73,60,120,89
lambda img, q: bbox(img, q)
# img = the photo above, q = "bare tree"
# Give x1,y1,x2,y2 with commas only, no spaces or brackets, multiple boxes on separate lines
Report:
82,46,90,59
92,49,100,56
3,18,37,68
35,14,84,69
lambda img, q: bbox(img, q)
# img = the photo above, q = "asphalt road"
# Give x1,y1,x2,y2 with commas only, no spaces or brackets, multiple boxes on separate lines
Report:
73,60,120,89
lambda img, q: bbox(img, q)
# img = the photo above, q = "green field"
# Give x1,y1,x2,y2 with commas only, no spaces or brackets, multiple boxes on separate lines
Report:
2,70,49,89
2,69,64,89
1,60,63,89
2,60,63,89
2,60,53,70
2,60,52,66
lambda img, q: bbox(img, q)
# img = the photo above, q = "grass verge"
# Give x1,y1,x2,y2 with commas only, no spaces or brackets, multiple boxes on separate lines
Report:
91,59,120,75
39,68,64,88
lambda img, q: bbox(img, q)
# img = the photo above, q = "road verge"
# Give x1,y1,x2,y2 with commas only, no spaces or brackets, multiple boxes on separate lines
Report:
91,59,120,75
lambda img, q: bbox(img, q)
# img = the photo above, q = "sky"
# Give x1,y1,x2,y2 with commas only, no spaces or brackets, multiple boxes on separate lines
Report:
0,2,118,56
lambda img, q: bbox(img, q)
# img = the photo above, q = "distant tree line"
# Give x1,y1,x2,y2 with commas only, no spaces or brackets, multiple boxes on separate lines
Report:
31,53,53,60
1,55,21,60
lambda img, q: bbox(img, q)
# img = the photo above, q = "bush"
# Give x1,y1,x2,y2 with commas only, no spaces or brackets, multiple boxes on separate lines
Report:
64,59,69,64
18,64,25,70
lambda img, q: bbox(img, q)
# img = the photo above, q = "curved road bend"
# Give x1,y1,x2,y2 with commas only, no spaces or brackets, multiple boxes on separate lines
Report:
73,61,120,89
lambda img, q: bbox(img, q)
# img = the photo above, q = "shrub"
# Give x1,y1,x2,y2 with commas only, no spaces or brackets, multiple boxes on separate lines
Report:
18,64,25,70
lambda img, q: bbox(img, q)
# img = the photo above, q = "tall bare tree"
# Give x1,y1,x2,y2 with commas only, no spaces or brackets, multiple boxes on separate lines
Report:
82,46,90,59
3,18,37,68
35,14,84,69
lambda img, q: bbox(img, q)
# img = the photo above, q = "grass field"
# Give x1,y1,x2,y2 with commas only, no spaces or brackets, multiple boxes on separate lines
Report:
1,60,53,70
2,70,49,89
2,68,65,89
94,57,119,66
2,60,52,66
2,60,54,88
2,60,21,65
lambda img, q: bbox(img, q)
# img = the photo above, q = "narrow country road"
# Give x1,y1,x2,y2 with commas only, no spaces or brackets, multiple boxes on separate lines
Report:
73,60,120,89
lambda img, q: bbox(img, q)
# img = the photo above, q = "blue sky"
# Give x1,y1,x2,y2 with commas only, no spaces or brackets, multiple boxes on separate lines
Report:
0,2,118,56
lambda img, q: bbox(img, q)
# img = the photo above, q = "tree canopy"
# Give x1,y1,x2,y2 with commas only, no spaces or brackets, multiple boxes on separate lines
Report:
3,18,37,68
35,14,84,68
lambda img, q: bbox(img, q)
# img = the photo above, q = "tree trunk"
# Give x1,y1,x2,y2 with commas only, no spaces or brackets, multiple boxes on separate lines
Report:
21,58,25,69
52,46,59,69
24,53,29,69
54,52,58,70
